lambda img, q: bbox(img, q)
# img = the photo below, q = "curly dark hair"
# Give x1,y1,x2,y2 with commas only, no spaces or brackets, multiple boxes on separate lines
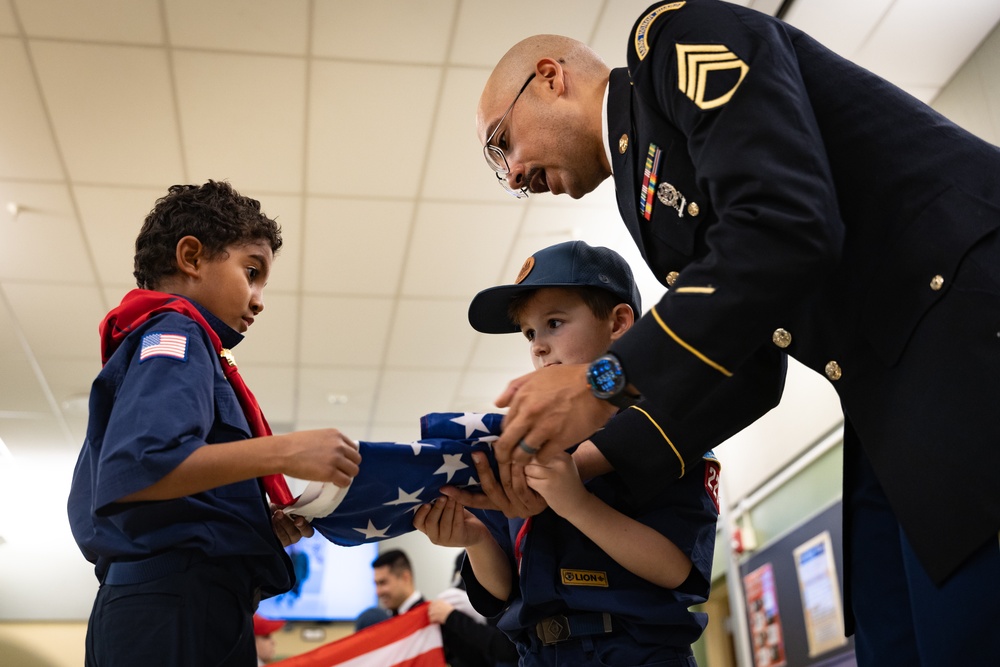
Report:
133,180,283,289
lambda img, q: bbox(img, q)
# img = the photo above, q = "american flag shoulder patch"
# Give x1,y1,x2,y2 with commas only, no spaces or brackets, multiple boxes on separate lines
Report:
139,331,189,363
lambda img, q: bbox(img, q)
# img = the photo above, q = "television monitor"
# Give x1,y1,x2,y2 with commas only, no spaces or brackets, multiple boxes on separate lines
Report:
257,536,379,622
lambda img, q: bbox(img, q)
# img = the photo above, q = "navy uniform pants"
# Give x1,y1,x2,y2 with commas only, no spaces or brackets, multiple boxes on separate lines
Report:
518,631,697,667
847,435,1000,666
86,554,260,667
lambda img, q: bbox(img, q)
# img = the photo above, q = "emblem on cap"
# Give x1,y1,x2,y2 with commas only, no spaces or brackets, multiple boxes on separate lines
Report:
657,182,687,217
514,256,535,284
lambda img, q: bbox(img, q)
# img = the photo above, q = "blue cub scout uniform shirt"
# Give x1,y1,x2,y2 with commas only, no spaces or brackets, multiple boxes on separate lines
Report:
464,454,720,660
68,304,291,596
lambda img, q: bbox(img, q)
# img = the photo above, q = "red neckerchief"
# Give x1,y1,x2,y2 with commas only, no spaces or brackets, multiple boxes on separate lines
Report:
101,289,294,507
514,517,532,573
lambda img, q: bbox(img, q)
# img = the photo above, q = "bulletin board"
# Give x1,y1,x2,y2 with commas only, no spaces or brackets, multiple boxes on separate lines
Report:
739,500,856,667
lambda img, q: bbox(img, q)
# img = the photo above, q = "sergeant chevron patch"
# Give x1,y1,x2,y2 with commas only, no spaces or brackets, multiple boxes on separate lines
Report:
675,44,749,110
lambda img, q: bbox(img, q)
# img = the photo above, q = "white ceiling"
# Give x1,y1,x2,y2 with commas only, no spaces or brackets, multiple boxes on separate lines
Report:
1,0,998,459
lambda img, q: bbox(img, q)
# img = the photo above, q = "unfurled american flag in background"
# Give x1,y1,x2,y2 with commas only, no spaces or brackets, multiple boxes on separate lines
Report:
308,412,503,546
272,602,445,667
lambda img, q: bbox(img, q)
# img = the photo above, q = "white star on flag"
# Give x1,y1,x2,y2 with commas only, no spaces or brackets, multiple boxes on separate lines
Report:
354,520,391,540
433,453,468,483
385,487,425,506
397,440,430,456
450,413,490,438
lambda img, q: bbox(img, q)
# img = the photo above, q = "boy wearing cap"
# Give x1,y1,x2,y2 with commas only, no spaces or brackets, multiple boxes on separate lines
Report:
415,241,720,666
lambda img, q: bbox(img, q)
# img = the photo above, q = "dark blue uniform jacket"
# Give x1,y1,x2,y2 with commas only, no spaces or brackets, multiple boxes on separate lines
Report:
591,0,1000,585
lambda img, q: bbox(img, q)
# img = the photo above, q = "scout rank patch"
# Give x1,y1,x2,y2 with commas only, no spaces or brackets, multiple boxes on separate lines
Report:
634,2,686,61
640,142,688,220
561,569,609,587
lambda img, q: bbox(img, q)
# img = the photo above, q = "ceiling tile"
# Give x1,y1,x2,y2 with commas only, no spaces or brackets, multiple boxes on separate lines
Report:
855,0,1000,89
14,0,161,44
30,41,183,185
372,368,461,426
299,295,393,366
35,358,100,416
402,201,520,298
450,0,604,67
300,197,414,296
422,66,507,202
0,182,95,284
233,291,299,366
74,185,163,288
0,39,63,180
3,283,105,359
174,51,306,193
384,298,474,368
235,364,296,424
256,193,303,293
467,333,526,371
0,345,52,415
307,61,441,197
0,1,15,35
312,0,456,64
296,366,380,425
0,415,74,454
782,0,892,61
455,369,519,414
590,0,668,67
165,0,309,55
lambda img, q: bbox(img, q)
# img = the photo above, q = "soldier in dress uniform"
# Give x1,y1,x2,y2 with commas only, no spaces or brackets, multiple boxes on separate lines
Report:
465,1,1000,664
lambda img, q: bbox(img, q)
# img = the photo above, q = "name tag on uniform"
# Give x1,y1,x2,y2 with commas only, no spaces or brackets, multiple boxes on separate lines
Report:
561,569,609,587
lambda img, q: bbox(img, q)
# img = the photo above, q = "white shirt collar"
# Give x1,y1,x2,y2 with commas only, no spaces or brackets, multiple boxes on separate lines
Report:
398,590,423,614
602,80,613,175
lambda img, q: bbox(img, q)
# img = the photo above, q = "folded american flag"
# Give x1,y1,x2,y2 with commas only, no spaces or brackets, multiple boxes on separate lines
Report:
308,413,503,546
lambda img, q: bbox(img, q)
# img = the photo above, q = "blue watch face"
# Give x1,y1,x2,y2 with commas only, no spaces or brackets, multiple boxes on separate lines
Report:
590,357,622,395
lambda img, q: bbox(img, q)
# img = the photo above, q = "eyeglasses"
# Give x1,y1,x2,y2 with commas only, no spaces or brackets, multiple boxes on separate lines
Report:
483,73,536,199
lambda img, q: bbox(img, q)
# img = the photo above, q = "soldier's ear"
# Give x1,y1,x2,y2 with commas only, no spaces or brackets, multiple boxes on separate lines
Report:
535,58,566,96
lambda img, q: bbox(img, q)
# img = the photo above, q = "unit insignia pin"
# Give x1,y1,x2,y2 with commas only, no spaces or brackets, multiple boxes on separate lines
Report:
656,182,687,217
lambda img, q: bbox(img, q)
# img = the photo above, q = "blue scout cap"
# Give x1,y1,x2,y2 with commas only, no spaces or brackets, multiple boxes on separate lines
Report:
468,240,642,334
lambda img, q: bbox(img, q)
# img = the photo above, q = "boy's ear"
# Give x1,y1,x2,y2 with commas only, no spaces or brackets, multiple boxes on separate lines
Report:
175,235,206,279
609,303,634,341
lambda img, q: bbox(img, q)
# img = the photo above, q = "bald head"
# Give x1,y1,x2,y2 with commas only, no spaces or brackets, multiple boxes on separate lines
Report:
478,34,610,141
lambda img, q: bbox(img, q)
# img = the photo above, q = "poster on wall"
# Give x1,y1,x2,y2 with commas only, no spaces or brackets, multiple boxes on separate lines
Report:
744,562,787,667
793,531,849,657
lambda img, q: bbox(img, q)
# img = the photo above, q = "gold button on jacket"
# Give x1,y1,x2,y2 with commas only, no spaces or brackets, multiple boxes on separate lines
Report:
772,328,792,348
825,361,842,381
